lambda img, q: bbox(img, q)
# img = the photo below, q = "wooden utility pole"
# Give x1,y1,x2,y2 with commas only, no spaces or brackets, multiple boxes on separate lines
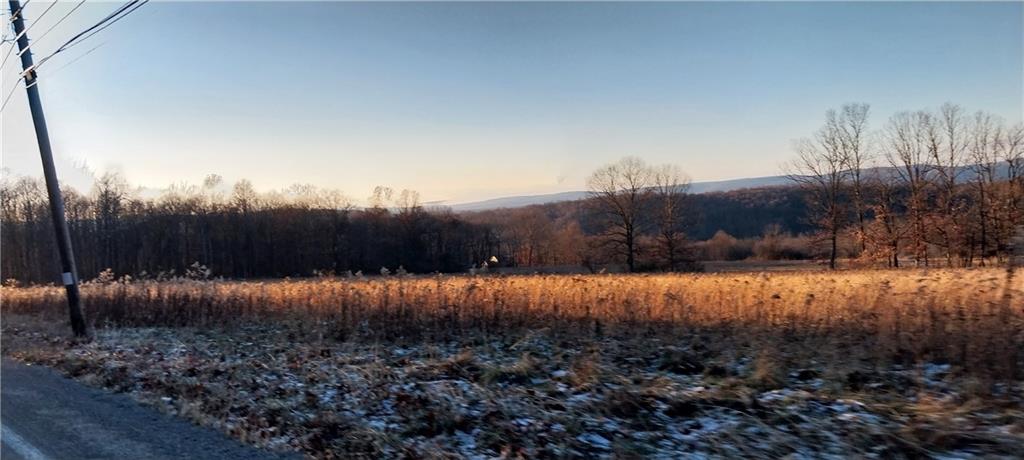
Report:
9,0,87,336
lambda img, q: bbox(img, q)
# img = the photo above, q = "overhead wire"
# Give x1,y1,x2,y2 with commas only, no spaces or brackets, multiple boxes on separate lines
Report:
1,39,103,112
43,0,139,58
0,75,24,112
32,0,146,74
0,37,14,69
15,0,87,59
1,0,38,49
1,3,32,111
37,39,103,80
2,0,147,113
2,0,69,70
5,0,128,72
9,40,103,98
10,0,57,42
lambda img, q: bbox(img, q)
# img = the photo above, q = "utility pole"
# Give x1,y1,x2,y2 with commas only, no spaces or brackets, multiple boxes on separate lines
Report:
9,0,87,336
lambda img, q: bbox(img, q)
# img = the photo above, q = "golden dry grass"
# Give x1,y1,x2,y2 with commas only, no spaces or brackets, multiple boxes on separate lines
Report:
3,268,1024,457
3,268,1022,378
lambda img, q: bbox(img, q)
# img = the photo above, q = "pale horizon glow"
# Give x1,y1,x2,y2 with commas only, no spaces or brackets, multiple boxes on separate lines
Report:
2,1,1022,205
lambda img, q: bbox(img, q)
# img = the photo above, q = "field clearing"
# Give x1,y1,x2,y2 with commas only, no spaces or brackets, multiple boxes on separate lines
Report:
4,268,1022,373
3,268,1023,458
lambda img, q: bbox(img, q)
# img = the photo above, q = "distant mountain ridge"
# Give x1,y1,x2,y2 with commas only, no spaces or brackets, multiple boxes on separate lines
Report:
449,175,794,212
449,162,1012,212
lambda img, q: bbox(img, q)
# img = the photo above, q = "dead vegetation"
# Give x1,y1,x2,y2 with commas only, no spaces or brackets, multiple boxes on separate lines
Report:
2,268,1023,457
4,268,1021,378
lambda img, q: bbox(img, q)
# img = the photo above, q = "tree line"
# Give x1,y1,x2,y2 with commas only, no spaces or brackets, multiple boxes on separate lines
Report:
1,175,498,284
789,103,1023,269
4,166,814,283
4,102,1019,283
462,186,817,271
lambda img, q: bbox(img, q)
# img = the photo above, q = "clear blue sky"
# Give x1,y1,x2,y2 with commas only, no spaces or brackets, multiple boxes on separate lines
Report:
2,1,1022,204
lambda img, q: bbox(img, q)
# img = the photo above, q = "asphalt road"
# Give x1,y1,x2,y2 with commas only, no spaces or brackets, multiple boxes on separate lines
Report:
1,358,298,460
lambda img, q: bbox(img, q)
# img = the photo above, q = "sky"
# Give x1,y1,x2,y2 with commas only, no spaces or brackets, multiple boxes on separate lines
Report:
2,1,1022,205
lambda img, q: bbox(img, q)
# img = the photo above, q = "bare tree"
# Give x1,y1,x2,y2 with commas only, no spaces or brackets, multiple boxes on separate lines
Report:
201,174,225,212
884,111,932,266
929,103,969,265
231,179,260,213
93,172,134,270
368,186,394,211
863,169,909,267
396,189,422,216
651,164,692,271
835,103,871,253
1002,123,1024,229
587,157,654,272
968,112,1004,265
789,112,850,270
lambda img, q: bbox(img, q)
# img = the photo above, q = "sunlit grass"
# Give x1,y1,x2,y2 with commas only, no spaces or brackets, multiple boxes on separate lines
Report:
3,268,1022,378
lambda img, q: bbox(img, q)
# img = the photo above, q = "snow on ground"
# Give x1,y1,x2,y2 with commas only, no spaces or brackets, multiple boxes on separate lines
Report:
3,318,1022,458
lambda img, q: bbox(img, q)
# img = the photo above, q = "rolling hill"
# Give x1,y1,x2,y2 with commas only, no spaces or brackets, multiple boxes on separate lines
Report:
449,175,794,211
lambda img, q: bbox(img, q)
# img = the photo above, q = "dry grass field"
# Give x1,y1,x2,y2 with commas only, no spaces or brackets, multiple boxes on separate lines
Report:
3,268,1023,457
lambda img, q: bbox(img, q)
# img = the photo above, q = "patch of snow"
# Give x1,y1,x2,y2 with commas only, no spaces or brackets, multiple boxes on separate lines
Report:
576,433,612,450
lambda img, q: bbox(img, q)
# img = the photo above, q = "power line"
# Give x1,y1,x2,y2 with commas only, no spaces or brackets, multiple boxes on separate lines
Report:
42,38,102,76
10,0,56,42
0,38,15,68
14,0,87,59
49,0,142,59
3,0,147,111
0,0,32,67
0,0,55,70
0,75,24,112
17,38,102,89
2,0,143,113
32,0,146,72
0,41,102,112
1,0,63,69
5,0,146,78
1,20,16,68
46,0,139,57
